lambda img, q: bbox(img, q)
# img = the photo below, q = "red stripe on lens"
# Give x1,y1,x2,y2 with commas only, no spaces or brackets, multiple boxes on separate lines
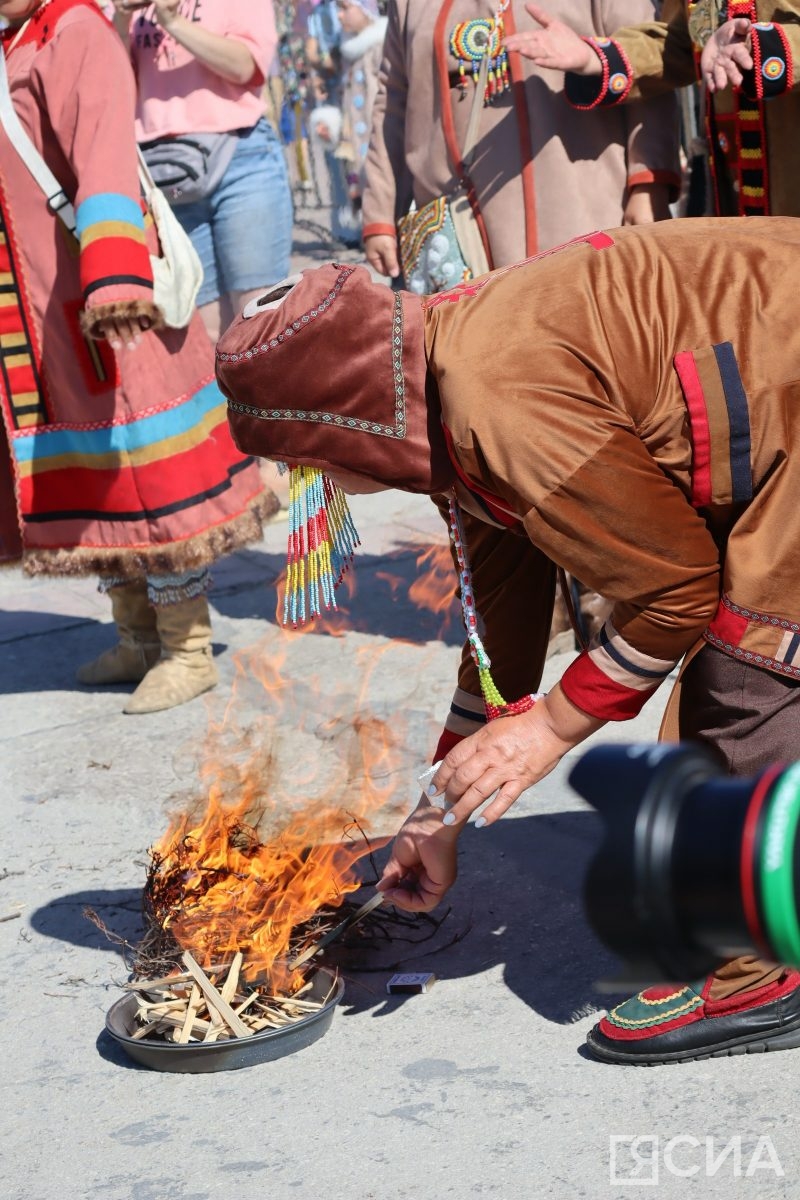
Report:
740,763,785,955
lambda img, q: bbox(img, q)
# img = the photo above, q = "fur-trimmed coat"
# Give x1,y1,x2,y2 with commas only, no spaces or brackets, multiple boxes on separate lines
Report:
0,0,268,577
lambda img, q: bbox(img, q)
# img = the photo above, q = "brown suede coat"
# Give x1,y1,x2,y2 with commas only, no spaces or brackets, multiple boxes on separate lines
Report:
219,218,800,722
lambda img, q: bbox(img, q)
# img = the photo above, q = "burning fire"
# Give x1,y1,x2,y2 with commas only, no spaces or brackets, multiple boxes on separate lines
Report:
144,648,404,995
141,537,457,997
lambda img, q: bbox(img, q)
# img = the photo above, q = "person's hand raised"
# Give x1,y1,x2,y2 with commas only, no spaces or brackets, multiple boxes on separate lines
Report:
504,3,600,75
151,0,182,28
700,18,753,91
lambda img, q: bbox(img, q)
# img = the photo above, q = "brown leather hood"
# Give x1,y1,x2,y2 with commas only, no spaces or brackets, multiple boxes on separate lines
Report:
216,263,455,495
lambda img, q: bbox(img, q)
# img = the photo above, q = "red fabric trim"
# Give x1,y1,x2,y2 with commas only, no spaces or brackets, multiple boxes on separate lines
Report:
704,970,800,1016
627,169,682,202
597,1007,704,1041
560,652,656,721
441,424,521,528
2,0,105,52
503,4,537,258
740,765,785,958
706,598,749,647
673,350,712,507
80,238,153,295
433,728,467,762
778,22,794,89
362,223,398,240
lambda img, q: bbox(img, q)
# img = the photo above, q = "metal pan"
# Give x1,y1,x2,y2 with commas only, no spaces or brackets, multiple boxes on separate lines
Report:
104,967,344,1073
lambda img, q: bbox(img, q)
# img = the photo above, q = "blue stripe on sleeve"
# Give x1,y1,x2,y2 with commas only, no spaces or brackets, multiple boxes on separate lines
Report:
75,193,145,236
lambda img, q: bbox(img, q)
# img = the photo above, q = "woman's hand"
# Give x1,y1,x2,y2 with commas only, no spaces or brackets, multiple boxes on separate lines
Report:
151,0,181,29
504,3,600,75
700,18,752,91
377,800,459,912
94,313,152,351
427,687,605,828
364,233,400,278
623,182,672,224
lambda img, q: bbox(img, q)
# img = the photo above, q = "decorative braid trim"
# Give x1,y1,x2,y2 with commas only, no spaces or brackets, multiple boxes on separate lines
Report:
606,993,704,1029
718,593,800,632
225,289,407,442
218,266,356,364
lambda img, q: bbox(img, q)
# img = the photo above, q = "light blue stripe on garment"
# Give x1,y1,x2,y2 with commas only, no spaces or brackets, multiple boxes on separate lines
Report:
14,382,223,463
75,193,145,237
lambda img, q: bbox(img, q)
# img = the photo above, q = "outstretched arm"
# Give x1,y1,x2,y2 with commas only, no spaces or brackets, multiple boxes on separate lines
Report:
503,2,600,74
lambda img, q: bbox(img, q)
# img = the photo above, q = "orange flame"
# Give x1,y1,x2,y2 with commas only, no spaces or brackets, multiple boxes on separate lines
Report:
147,637,406,993
409,543,457,633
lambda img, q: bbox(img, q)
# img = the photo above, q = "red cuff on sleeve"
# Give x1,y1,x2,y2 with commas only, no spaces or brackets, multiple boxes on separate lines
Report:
433,728,468,762
560,652,659,721
362,223,398,240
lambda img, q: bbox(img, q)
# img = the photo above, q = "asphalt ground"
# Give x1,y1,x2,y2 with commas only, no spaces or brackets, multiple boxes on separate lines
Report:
1,224,795,1200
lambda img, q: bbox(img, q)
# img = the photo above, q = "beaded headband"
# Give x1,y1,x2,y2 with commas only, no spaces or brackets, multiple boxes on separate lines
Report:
282,465,360,626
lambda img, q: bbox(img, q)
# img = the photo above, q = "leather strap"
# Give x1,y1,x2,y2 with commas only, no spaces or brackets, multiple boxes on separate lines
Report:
0,46,76,233
433,0,494,268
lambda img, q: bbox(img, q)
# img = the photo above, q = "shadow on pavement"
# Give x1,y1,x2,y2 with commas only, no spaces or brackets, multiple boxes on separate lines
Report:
31,813,623,1034
30,887,145,952
211,545,462,646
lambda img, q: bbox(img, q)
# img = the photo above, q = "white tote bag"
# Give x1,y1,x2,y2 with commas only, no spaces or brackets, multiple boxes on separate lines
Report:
137,152,204,329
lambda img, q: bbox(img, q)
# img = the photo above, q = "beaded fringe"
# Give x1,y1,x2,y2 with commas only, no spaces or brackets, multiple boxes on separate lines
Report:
448,495,541,720
283,466,360,626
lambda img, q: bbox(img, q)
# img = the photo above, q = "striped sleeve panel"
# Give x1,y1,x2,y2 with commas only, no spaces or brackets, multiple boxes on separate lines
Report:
444,686,487,737
75,193,153,302
560,620,676,720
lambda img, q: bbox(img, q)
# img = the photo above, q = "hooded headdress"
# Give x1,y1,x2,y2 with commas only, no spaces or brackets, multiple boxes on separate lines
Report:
217,264,540,721
216,264,454,624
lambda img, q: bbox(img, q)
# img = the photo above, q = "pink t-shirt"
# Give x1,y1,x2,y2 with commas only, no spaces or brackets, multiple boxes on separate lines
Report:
130,0,277,140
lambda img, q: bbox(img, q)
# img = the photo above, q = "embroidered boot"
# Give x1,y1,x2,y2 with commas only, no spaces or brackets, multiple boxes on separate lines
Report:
123,594,218,715
76,581,160,685
585,958,800,1065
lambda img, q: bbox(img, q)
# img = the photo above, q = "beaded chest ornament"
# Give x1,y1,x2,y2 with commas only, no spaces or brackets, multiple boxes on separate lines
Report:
448,495,542,720
450,0,511,104
282,464,360,626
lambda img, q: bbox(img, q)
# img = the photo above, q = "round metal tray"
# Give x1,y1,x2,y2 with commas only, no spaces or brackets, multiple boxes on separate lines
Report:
105,968,344,1073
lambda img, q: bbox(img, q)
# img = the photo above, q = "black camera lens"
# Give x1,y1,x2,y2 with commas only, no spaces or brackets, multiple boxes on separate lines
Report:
569,744,800,982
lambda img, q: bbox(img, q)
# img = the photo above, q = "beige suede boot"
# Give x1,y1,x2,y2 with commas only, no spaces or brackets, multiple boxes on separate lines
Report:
123,594,219,714
76,581,160,685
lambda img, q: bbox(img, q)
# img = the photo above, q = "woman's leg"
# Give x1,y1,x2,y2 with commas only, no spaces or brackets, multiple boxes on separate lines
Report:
210,119,293,317
170,195,224,343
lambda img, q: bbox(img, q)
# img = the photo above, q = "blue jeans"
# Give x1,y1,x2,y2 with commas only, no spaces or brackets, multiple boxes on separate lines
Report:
175,119,293,307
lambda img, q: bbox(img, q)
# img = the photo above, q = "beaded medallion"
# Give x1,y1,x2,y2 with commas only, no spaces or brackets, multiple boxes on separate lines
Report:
449,4,511,104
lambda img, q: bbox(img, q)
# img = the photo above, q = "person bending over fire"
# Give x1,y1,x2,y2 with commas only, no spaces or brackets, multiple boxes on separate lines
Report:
215,221,800,1066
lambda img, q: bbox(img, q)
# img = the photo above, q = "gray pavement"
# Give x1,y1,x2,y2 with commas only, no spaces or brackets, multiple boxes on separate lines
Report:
1,228,796,1200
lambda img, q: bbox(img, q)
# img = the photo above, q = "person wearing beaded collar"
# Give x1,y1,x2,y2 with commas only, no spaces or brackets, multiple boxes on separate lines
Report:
218,221,800,1065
